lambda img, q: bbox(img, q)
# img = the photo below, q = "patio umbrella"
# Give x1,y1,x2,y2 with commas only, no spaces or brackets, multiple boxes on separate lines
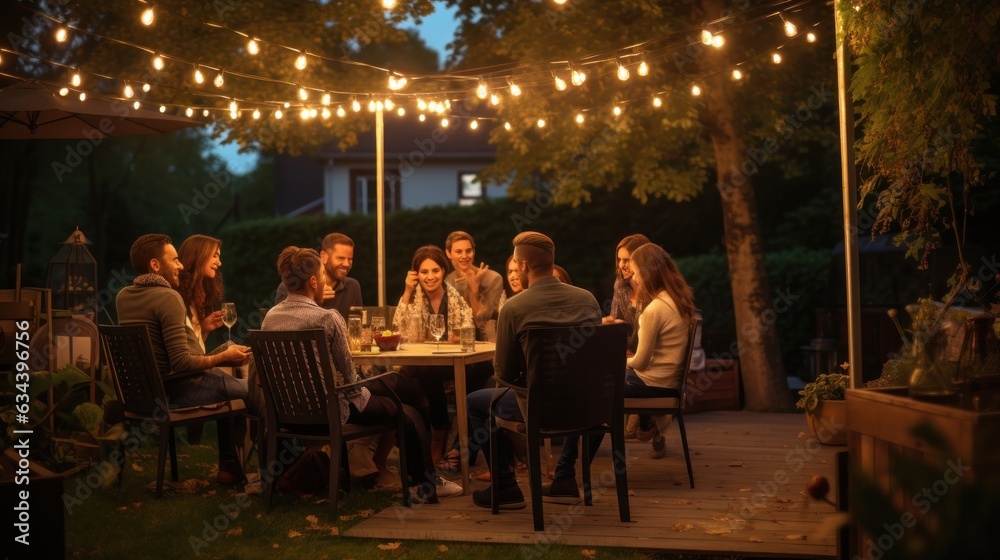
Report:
0,79,201,139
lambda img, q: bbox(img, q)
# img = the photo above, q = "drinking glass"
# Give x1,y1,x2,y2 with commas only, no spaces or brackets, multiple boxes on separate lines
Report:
347,316,363,352
221,302,237,342
371,315,386,336
428,314,446,350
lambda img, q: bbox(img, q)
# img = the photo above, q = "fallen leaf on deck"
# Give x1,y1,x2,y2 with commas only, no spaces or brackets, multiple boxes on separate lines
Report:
581,549,597,558
627,490,636,496
438,545,449,552
786,534,807,540
306,515,319,525
705,527,731,535
226,527,242,537
712,514,729,521
358,509,374,518
728,461,745,467
448,514,471,520
378,542,402,551
288,530,303,538
673,523,695,532
672,499,690,504
749,536,763,543
340,514,359,521
739,488,751,492
776,497,792,503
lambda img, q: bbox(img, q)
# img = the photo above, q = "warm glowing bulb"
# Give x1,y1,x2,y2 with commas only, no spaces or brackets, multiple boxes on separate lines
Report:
142,83,150,92
202,109,209,117
283,102,290,108
132,101,140,110
382,0,398,8
78,92,86,101
194,69,204,84
510,83,521,96
806,32,817,43
537,118,546,128
141,7,154,26
417,99,427,111
275,109,283,119
337,106,346,117
368,99,376,112
153,55,164,70
124,84,134,98
397,107,405,116
476,82,488,99
711,35,724,48
295,53,307,70
441,118,449,127
71,73,81,87
701,29,713,45
247,38,259,55
159,105,166,113
470,120,479,130
229,100,238,112
772,52,782,64
310,108,318,117
59,87,69,96
732,69,742,80
554,0,567,4
504,121,511,131
352,99,361,112
652,96,662,107
375,101,383,112
185,107,194,117
384,99,394,111
575,113,584,124
554,75,567,91
617,65,630,81
321,93,331,106
301,108,310,120
691,85,702,96
638,61,649,76
214,72,224,88
298,87,308,101
253,108,261,119
490,94,500,106
784,20,797,36
419,114,426,122
55,28,67,42
613,106,622,116
571,69,586,86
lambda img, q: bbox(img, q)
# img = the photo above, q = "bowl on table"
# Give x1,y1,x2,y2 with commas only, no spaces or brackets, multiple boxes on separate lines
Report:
373,332,401,351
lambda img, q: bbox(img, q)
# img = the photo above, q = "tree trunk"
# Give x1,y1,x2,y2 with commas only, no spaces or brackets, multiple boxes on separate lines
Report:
697,0,792,411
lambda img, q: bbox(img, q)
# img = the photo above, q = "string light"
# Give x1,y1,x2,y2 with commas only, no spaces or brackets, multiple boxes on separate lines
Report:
294,53,307,70
571,68,586,86
71,72,81,87
193,68,204,84
382,0,398,8
806,32,817,43
441,117,449,127
202,109,209,117
337,106,346,117
298,86,308,101
368,99,376,112
55,28,67,42
691,84,702,96
388,74,407,90
732,69,742,80
152,55,164,70
617,63,630,81
470,119,479,130
637,61,649,77
275,109,283,119
612,105,622,116
772,52,782,64
652,96,662,107
397,107,405,116
159,105,166,113
214,71,225,88
247,38,259,55
141,7,155,26
123,83,134,98
78,92,86,101
59,87,68,96
253,108,261,119
418,113,426,122
384,99,394,110
508,79,521,96
476,81,488,99
283,102,290,108
575,113,584,124
417,99,427,111
352,99,361,112
701,29,713,45
142,83,150,92
310,108,318,118
504,121,511,131
554,75,567,91
185,107,194,117
229,100,238,113
490,93,500,106
783,18,798,37
711,35,725,48
321,92,331,105
537,118,546,128
300,108,310,120
132,101,140,110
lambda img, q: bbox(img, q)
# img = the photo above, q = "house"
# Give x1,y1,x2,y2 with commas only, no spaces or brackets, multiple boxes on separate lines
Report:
274,117,505,217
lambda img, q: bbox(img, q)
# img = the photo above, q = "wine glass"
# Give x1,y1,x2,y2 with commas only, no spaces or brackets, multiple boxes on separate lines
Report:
428,314,446,350
221,302,237,342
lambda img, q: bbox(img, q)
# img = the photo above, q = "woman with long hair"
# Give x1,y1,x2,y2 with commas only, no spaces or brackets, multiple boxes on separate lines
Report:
498,254,524,311
626,243,697,459
177,235,226,352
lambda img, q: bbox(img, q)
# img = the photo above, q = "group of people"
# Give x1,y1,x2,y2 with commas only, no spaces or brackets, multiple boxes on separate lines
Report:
114,227,699,510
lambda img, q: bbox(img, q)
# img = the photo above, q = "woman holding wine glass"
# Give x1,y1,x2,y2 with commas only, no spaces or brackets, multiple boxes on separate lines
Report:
392,245,473,471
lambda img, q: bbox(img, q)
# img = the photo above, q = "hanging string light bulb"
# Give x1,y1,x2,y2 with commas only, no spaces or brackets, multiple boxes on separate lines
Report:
214,71,225,88
310,108,319,117
71,71,81,87
55,28,67,42
652,96,662,107
300,108,310,120
508,79,521,96
229,100,238,113
202,109,210,117
554,75,567,91
537,118,546,128
417,98,427,111
123,83,134,98
691,84,702,96
193,67,204,84
141,7,155,26
247,38,259,55
385,99,395,111
132,101,140,110
368,99,376,112
152,55,164,70
418,113,426,122
470,119,479,130
253,108,261,119
159,105,166,113
575,113,584,124
571,68,586,86
397,107,405,116
732,69,743,80
351,99,361,112
295,52,307,70
441,117,449,127
783,17,798,36
388,73,407,90
59,87,69,96
185,107,194,117
701,29,713,45
617,63,630,81
712,34,725,48
321,107,331,119
806,32,817,43
490,93,500,106
142,83,151,92
275,109,283,119
321,92,331,106
337,106,346,117
504,121,511,131
383,0,398,8
298,86,309,101
78,92,86,101
476,81,488,99
612,105,622,116
637,61,649,77
772,52,782,64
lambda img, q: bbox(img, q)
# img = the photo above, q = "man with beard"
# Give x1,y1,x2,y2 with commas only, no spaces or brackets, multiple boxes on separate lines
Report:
275,233,362,318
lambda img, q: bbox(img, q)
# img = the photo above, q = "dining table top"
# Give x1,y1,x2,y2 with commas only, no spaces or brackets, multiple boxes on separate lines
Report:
350,341,495,362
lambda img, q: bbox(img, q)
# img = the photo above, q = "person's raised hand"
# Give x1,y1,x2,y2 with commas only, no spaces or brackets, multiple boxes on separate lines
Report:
467,262,489,293
201,310,225,335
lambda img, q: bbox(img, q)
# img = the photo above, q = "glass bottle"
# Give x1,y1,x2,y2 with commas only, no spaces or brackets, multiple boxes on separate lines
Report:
361,310,373,352
460,316,476,352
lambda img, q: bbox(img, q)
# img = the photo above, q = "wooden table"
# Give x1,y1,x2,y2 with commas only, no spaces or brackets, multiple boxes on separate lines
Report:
352,342,495,493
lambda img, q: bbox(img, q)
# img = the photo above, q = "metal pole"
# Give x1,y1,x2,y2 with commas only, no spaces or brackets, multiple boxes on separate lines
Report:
835,5,863,389
376,105,386,307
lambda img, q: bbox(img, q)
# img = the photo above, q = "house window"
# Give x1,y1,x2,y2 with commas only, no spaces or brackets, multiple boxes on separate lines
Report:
458,172,485,206
350,169,401,214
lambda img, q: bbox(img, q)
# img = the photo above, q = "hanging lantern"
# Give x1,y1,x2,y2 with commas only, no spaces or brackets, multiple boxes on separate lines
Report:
46,227,98,318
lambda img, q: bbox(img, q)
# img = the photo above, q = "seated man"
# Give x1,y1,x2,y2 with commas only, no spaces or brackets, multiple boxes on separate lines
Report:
274,233,363,318
116,234,252,484
466,232,603,509
262,246,460,502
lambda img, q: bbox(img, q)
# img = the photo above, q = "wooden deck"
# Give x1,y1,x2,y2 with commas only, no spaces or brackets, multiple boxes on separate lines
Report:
345,411,841,558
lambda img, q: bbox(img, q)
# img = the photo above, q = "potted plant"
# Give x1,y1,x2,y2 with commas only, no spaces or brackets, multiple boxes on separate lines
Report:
796,367,849,445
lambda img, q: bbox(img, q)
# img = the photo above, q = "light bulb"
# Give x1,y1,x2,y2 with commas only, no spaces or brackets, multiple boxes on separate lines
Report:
337,106,346,117
470,120,478,130
536,118,546,128
55,28,67,42
554,0,567,4
153,55,164,70
416,99,427,111
301,108,310,120
638,61,649,76
732,69,742,80
159,105,166,113
419,114,426,122
617,65,630,81
254,108,262,119
445,100,451,109
298,87,308,101
295,53,307,70
229,100,238,112
504,121,511,131
441,118,449,127
554,75,567,91
132,101,140,110
784,20,797,37
321,92,331,106
71,72,81,87
368,99,376,112
476,82,488,99
383,0,397,8
395,107,404,116
490,94,500,106
194,68,204,84
352,99,361,112
652,96,662,107
202,109,209,117
186,107,194,117
283,102,290,108
124,84,134,98
807,32,817,43
247,38,259,55
141,7,154,26
310,108,318,117
59,87,69,96
571,69,586,86
275,109,283,119
384,99,394,111
78,92,86,101
214,72,224,88
691,84,702,96
701,29,713,45
375,101,383,112
510,82,521,96
142,83,150,92
575,113,584,124
772,52,782,64
711,35,724,48
613,106,622,116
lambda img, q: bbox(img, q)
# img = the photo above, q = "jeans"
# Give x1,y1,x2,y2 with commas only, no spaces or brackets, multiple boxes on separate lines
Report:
467,387,521,487
168,369,249,464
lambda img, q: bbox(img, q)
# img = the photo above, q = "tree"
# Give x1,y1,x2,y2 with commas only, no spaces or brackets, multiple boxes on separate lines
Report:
443,0,836,410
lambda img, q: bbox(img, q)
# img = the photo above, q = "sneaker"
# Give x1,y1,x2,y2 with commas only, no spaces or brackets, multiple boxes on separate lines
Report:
434,476,464,498
635,423,658,442
472,484,526,510
541,475,580,504
650,434,666,460
410,480,439,505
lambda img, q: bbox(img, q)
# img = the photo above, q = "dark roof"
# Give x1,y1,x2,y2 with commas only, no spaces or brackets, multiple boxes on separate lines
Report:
317,117,496,161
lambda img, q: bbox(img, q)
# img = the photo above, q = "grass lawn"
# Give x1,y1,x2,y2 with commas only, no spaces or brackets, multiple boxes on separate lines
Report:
63,426,661,560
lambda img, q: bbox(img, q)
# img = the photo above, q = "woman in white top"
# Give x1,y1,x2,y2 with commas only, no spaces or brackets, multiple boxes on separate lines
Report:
625,243,697,459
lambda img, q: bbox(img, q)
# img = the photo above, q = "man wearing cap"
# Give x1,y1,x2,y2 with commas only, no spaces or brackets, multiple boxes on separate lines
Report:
465,231,602,509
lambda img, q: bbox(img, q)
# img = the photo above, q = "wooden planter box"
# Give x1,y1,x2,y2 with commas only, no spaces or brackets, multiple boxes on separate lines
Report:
685,358,741,413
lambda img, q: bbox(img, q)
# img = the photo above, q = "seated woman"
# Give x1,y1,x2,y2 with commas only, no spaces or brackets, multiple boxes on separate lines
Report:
498,254,523,310
626,243,698,459
552,264,573,285
392,245,474,471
